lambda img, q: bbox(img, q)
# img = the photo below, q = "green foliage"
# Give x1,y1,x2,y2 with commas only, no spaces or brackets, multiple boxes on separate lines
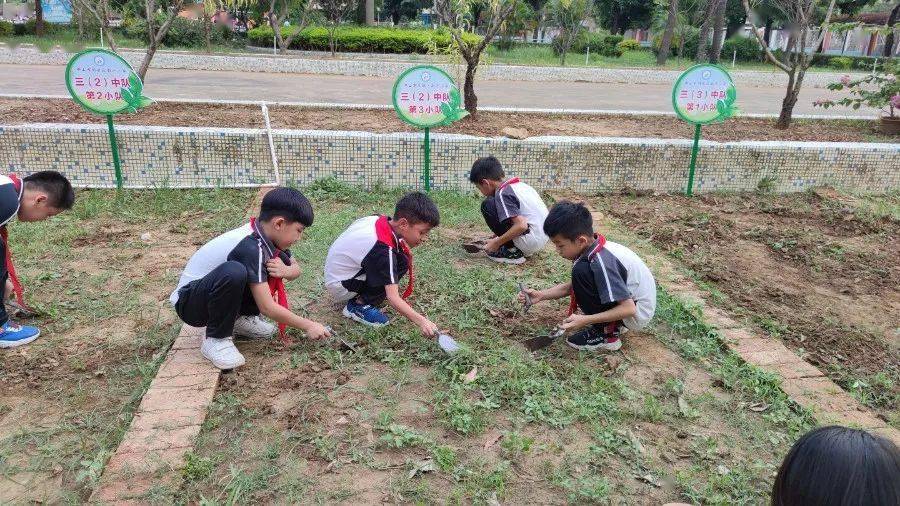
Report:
497,0,535,50
124,16,235,48
570,32,624,57
617,38,641,51
816,61,900,118
0,20,13,37
378,423,430,448
721,36,762,62
809,53,882,71
828,56,853,70
247,25,482,54
548,0,595,62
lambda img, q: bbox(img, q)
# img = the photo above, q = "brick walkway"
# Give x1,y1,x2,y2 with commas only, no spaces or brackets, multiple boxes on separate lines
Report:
89,325,218,503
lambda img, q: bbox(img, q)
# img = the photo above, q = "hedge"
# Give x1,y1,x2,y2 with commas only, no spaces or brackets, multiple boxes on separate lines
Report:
0,20,12,37
248,25,482,54
569,33,624,57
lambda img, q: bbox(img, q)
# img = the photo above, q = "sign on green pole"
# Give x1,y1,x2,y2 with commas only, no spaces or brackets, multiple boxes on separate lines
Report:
65,48,154,190
671,64,738,196
391,65,468,192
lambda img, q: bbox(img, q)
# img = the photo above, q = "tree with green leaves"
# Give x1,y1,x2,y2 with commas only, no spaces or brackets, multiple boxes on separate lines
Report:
136,0,186,80
593,0,653,34
72,0,119,50
656,0,679,64
549,0,592,65
320,0,357,56
433,0,519,115
743,0,839,129
225,0,312,54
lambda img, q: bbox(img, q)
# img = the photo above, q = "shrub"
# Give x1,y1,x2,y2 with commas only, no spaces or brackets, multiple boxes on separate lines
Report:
721,36,762,62
247,25,481,54
0,20,13,37
617,38,641,51
570,32,623,57
828,56,853,70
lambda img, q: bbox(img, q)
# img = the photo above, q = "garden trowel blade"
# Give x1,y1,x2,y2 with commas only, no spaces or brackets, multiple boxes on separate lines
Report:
523,327,565,352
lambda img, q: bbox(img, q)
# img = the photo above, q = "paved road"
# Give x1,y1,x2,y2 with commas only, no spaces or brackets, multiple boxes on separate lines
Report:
1,64,870,116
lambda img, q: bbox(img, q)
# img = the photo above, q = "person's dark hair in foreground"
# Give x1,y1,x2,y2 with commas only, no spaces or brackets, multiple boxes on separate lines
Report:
772,425,900,506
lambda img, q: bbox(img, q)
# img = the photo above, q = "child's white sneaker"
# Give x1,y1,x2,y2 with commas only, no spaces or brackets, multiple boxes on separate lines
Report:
233,315,275,339
201,337,245,370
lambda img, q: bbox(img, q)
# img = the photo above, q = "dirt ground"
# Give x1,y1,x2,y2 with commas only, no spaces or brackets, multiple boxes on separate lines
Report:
593,189,899,425
1,98,895,143
0,189,252,502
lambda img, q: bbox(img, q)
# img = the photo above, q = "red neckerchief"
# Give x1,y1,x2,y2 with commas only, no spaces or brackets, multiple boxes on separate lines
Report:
568,234,606,316
250,217,291,345
496,177,520,193
2,174,30,311
374,215,413,299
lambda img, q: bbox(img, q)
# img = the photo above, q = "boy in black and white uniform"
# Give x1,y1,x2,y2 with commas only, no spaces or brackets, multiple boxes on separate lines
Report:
520,201,656,351
0,171,75,348
324,192,441,337
171,188,331,370
468,156,548,264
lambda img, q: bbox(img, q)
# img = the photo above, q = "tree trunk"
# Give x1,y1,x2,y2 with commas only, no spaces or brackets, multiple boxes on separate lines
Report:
696,2,713,61
776,69,802,129
138,45,158,80
884,2,899,58
763,18,772,46
392,10,400,25
35,0,45,36
657,0,678,65
204,13,212,54
710,0,726,63
463,54,478,115
366,0,374,25
329,27,336,56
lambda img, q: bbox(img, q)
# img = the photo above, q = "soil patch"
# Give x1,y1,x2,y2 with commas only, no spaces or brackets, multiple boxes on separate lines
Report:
594,191,900,422
1,98,894,143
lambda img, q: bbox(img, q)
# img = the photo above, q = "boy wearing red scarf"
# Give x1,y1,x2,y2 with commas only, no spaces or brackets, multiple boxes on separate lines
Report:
468,156,549,265
520,201,657,352
324,192,440,337
0,171,75,348
171,187,331,370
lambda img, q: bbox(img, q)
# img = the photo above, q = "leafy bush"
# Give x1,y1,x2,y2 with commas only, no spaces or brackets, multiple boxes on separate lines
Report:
570,32,623,57
721,36,762,62
248,25,481,54
122,16,235,48
12,19,58,36
0,20,13,37
828,56,853,70
617,38,641,51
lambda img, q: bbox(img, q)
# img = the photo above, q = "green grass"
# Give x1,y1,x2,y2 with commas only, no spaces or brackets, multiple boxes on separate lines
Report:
170,181,811,503
0,188,253,502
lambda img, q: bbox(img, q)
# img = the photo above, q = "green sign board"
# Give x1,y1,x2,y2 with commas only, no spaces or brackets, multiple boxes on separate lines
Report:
671,64,738,196
391,65,468,190
392,65,467,129
64,49,153,189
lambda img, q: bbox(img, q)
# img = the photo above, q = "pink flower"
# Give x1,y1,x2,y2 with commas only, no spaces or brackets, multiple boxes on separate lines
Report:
891,94,900,109
840,75,851,85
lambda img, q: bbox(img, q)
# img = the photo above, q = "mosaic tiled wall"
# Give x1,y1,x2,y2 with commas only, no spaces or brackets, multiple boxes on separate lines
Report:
2,124,898,193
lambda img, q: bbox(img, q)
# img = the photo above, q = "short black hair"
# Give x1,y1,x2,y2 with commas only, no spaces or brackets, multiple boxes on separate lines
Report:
259,187,314,227
543,200,594,241
772,426,900,506
394,191,440,227
468,156,505,184
23,171,75,210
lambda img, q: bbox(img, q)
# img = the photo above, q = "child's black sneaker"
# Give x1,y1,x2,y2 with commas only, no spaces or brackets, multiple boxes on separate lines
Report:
566,327,622,352
487,245,526,265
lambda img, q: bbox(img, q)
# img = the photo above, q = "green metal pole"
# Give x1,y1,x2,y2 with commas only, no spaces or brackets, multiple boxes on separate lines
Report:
686,123,701,196
423,127,431,192
106,114,123,190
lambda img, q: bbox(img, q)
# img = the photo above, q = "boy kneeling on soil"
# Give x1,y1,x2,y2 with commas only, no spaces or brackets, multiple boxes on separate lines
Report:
170,188,331,370
0,171,75,348
324,192,441,339
468,156,549,264
519,201,656,351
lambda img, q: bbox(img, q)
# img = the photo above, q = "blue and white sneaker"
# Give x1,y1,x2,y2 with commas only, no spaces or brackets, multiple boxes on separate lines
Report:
342,300,389,327
0,321,41,348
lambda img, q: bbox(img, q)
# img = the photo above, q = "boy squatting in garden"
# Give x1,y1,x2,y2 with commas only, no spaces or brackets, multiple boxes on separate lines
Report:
520,201,657,351
170,187,331,370
0,171,75,348
323,192,443,338
468,156,549,265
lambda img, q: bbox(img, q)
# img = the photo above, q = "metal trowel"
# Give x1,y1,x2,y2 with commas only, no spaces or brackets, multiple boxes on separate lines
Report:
326,326,358,353
523,326,565,352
